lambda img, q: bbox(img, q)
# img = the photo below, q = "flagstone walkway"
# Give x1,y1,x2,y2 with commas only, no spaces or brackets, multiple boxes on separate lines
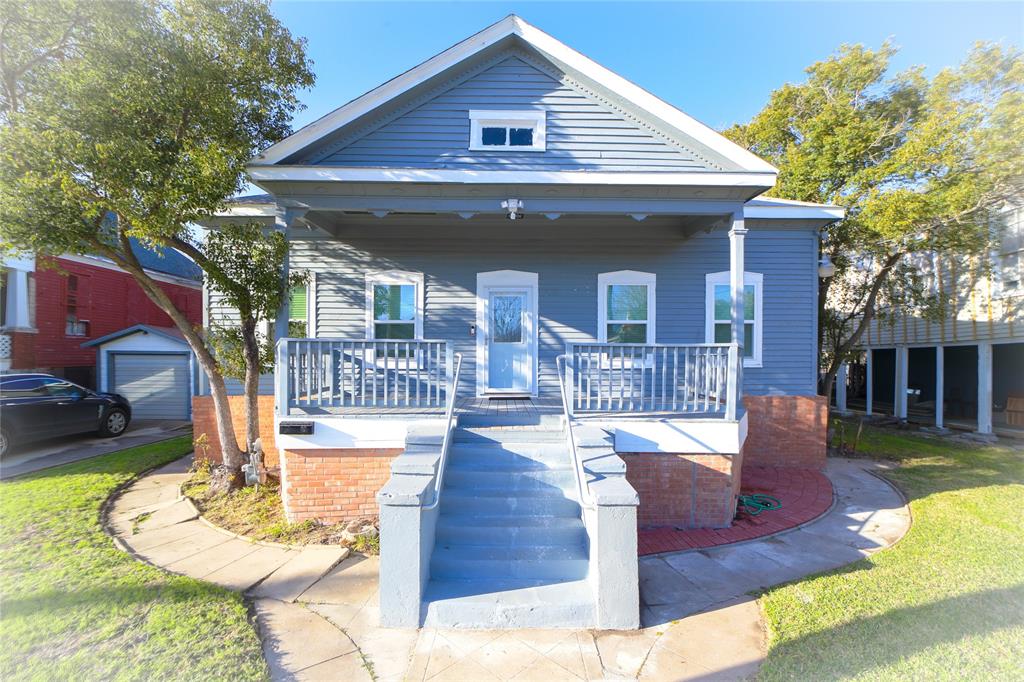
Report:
106,456,910,681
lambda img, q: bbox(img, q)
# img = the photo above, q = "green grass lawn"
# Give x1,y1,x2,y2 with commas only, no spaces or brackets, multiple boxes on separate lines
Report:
0,437,268,681
758,423,1024,681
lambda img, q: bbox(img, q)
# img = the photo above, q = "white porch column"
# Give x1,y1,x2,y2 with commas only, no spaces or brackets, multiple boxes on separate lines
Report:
935,346,945,429
273,205,308,343
836,362,849,415
895,346,909,420
977,342,993,435
4,268,33,329
865,349,874,416
726,211,746,421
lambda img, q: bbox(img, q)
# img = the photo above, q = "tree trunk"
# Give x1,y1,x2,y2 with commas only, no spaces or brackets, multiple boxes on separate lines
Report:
240,316,262,453
94,236,246,469
819,251,903,403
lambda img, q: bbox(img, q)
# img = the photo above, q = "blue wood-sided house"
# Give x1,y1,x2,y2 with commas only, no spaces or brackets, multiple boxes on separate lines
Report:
203,16,843,630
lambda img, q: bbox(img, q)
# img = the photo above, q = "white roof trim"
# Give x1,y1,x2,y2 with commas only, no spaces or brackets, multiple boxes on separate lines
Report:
247,165,776,188
743,198,845,220
253,15,778,175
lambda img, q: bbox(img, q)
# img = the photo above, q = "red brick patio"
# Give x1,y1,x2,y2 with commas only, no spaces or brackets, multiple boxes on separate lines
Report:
637,465,834,556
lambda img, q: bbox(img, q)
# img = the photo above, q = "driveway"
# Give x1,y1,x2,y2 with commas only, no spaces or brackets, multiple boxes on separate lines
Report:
0,419,192,479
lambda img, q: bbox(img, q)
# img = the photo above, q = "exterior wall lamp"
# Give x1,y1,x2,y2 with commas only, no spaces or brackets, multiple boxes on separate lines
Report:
501,198,524,220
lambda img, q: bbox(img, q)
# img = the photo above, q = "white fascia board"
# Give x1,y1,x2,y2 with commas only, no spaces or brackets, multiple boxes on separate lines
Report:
254,16,522,165
274,415,446,450
512,18,777,174
598,412,748,454
247,165,777,188
252,15,778,176
743,204,845,220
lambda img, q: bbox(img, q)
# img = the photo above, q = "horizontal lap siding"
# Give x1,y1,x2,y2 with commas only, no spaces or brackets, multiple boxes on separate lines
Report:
289,225,818,398
315,56,708,172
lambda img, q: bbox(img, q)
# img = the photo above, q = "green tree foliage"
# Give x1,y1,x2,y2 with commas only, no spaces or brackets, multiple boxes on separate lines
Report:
205,223,306,452
0,0,314,468
726,41,1024,399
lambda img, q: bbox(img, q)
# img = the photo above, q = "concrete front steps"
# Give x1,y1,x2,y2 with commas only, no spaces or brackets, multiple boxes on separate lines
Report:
421,420,596,628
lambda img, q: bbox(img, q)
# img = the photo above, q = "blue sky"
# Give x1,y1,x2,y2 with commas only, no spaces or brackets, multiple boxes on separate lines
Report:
270,1,1023,134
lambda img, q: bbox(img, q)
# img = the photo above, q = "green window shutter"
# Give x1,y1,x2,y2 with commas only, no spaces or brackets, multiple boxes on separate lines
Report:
289,286,307,321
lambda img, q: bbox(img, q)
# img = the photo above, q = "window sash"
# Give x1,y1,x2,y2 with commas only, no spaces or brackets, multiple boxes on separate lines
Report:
372,284,415,323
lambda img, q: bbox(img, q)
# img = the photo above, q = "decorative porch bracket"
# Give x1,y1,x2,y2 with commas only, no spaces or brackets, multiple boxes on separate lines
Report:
727,212,746,421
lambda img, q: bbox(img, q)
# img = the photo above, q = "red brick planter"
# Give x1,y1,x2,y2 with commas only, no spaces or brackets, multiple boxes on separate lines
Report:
637,465,833,556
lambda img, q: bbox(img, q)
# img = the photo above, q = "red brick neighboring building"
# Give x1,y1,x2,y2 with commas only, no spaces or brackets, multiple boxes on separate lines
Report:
0,243,202,389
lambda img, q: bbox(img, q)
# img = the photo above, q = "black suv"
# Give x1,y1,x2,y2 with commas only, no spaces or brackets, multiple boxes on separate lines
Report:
0,374,132,457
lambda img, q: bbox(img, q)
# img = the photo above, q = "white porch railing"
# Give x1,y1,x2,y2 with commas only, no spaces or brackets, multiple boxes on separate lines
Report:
565,342,738,417
275,338,452,415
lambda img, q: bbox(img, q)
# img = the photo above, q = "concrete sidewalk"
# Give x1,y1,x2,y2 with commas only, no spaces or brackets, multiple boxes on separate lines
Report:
107,456,910,681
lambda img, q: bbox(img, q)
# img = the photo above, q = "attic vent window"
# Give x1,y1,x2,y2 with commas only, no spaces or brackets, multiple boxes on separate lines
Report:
469,110,546,152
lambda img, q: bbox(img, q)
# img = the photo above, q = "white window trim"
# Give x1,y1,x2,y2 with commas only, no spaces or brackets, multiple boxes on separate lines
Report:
597,271,656,344
705,271,763,368
469,110,546,152
364,271,424,340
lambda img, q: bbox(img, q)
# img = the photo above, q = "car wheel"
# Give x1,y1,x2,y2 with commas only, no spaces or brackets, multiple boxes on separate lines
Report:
0,427,10,458
99,408,129,437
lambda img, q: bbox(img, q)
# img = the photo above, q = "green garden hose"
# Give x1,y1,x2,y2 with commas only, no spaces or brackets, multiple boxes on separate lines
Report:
737,493,782,516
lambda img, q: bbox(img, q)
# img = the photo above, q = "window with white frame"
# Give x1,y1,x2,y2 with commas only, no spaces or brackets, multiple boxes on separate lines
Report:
365,271,424,340
705,271,763,367
994,205,1023,297
598,271,656,344
469,110,546,152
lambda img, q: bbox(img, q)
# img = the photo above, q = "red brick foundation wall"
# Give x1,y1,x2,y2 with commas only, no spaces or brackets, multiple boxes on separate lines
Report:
281,448,402,524
621,451,743,529
191,395,279,468
9,331,37,369
743,394,827,470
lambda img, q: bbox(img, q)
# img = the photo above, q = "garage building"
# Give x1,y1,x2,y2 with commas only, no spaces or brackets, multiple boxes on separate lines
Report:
82,324,197,420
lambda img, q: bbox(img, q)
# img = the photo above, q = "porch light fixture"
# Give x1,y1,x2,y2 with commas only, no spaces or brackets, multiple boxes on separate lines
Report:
501,198,524,220
818,255,836,278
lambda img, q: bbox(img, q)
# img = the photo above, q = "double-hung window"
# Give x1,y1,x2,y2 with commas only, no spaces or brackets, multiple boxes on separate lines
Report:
705,271,763,367
994,205,1023,297
469,110,546,152
288,284,309,337
598,271,656,344
365,271,424,341
65,274,89,337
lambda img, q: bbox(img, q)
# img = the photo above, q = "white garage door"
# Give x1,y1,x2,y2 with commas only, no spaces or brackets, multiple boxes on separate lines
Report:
111,353,190,420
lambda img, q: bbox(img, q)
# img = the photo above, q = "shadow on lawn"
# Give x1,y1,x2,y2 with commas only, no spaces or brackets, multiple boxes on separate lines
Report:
765,583,1024,679
1,578,237,620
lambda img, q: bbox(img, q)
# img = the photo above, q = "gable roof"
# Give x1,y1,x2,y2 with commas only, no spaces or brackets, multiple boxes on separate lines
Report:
252,15,776,177
80,324,188,348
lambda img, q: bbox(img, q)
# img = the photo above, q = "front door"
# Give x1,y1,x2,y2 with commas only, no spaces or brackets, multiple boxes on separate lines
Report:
487,288,531,393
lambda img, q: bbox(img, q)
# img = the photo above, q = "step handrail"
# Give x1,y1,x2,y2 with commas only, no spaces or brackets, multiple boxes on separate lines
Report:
423,352,463,510
557,354,596,511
